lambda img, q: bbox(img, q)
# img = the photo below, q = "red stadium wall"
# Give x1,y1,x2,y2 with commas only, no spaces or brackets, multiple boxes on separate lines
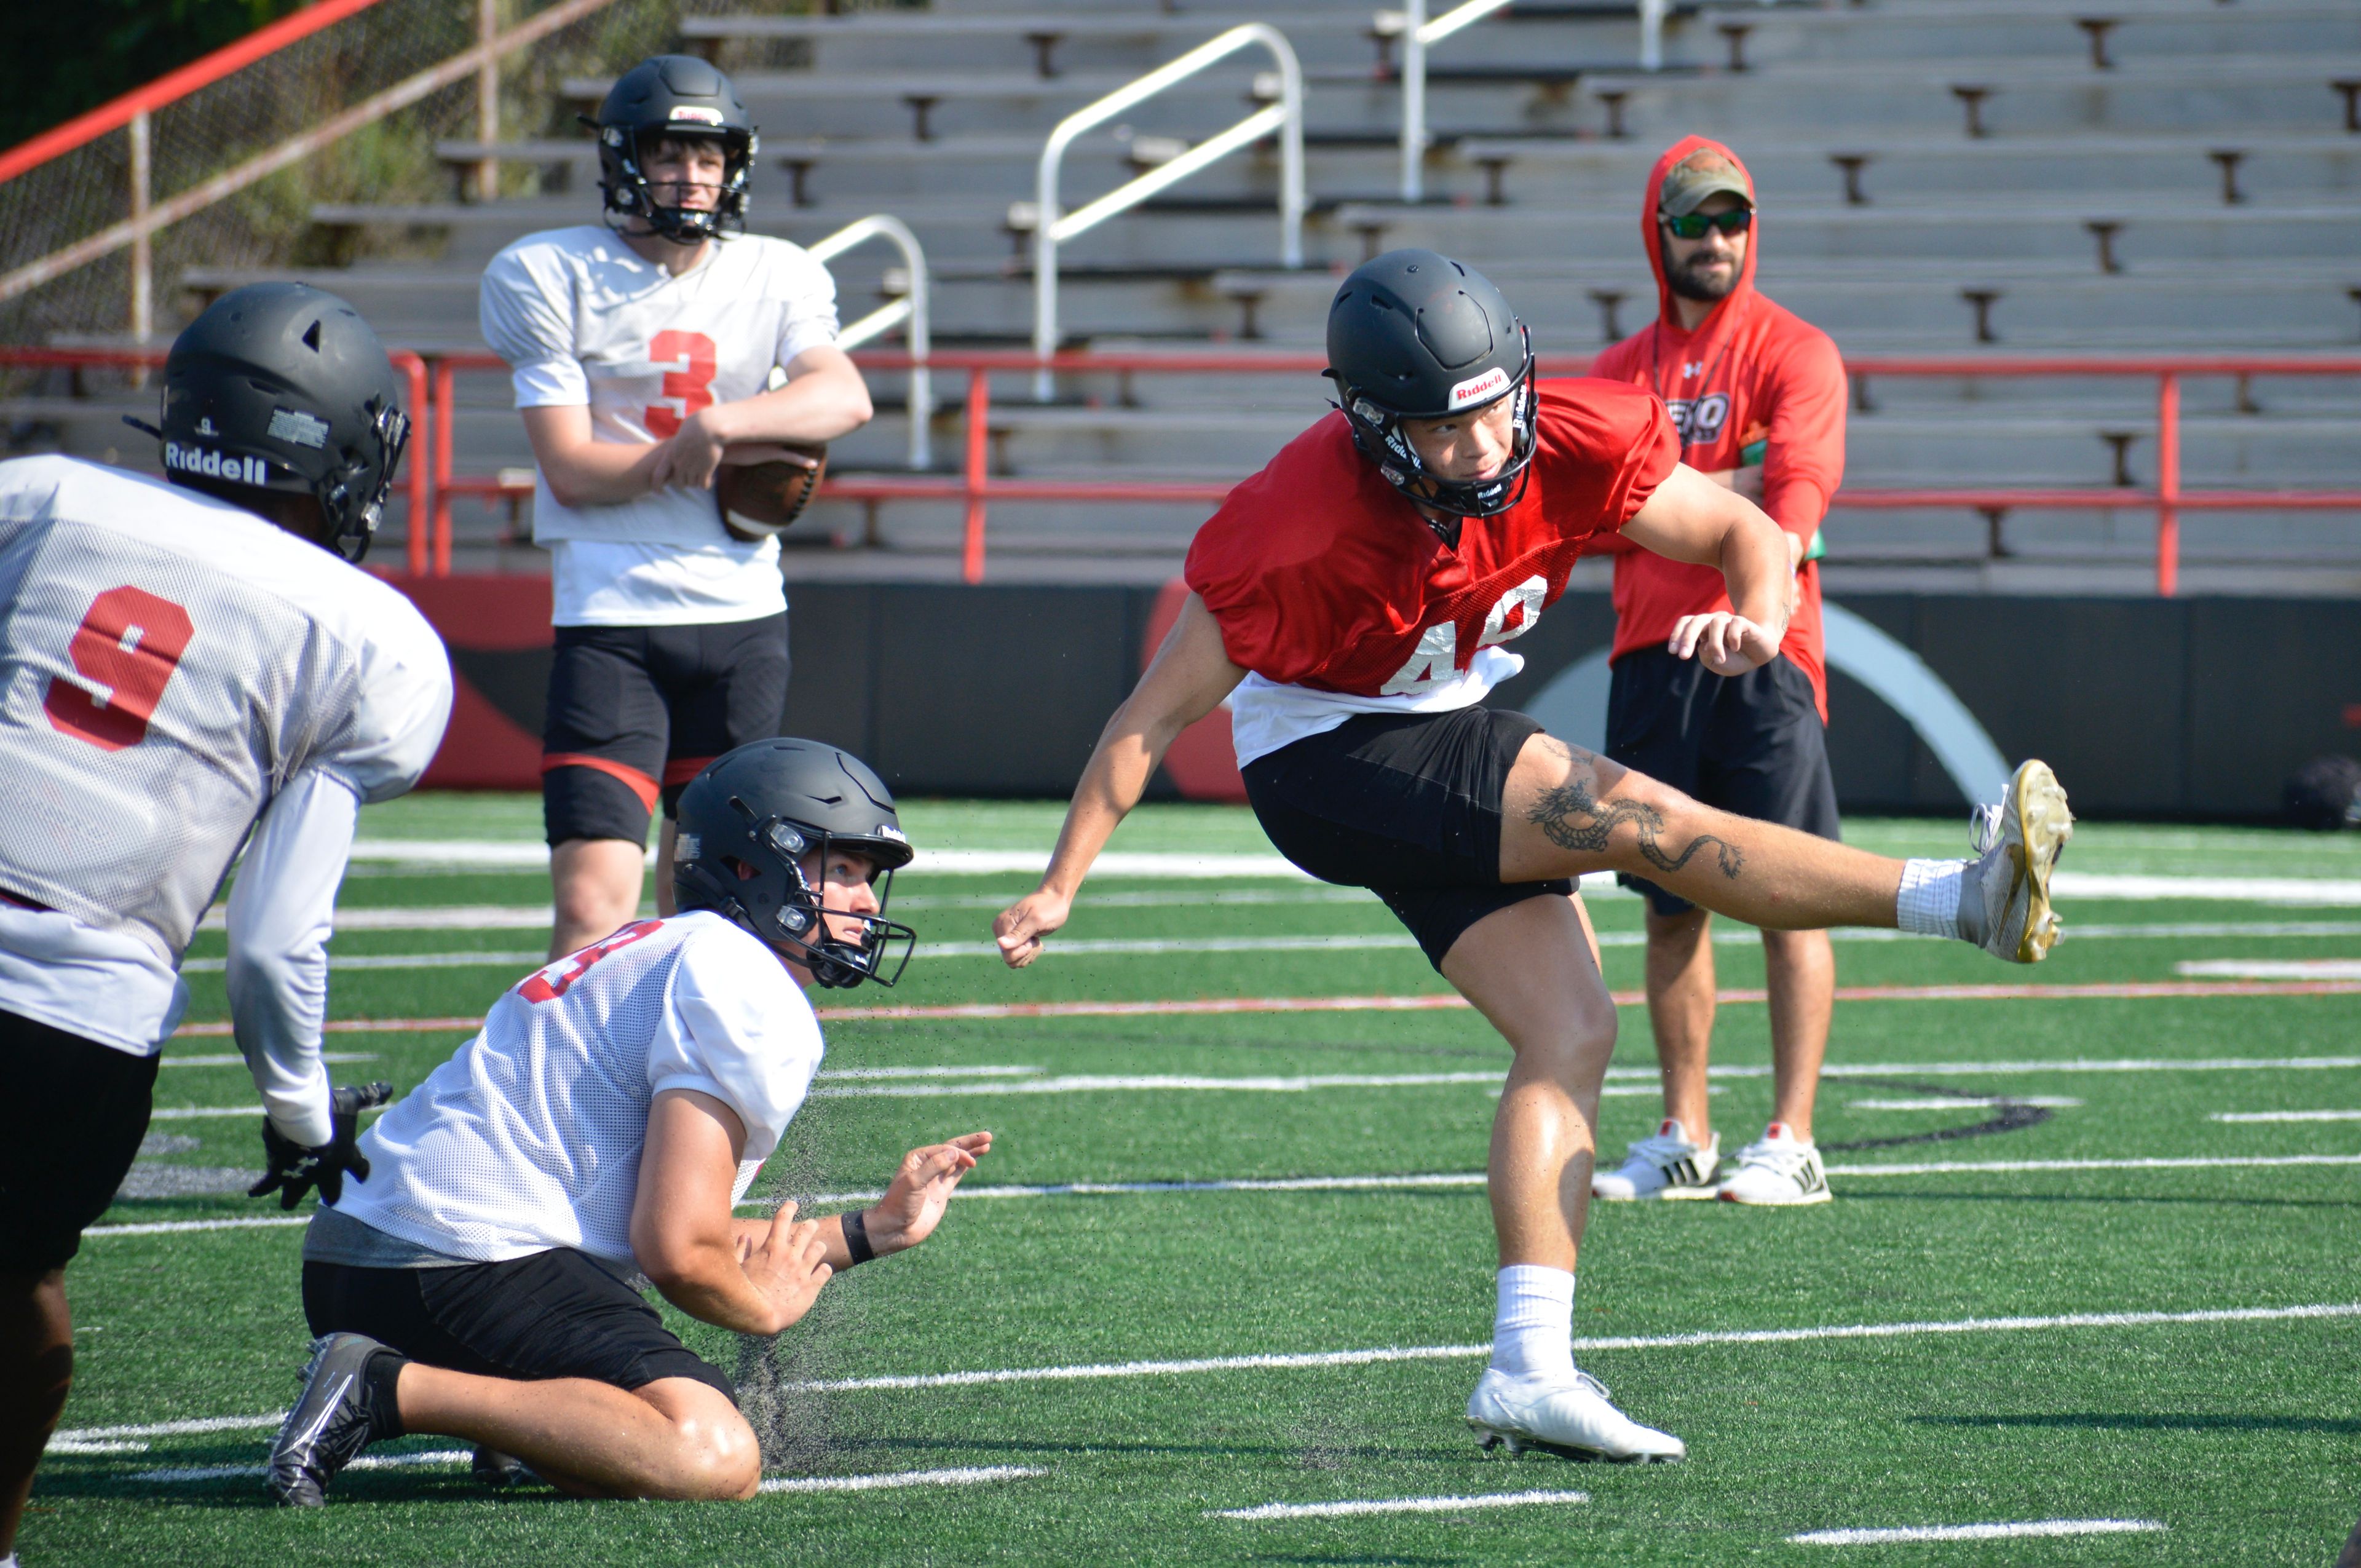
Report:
379,574,550,790
381,574,2361,820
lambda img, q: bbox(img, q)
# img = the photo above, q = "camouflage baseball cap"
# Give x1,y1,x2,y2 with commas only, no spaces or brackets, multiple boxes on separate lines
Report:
1658,149,1754,217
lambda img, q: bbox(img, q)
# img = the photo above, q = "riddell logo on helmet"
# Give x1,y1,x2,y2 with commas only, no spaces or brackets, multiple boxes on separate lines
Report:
1448,367,1511,410
162,442,266,485
668,106,724,125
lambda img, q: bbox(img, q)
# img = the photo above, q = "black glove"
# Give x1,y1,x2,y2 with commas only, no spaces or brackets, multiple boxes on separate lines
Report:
248,1081,394,1210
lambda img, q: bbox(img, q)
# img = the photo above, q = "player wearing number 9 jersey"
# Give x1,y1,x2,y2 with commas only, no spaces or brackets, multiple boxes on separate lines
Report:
0,283,449,1559
478,54,872,964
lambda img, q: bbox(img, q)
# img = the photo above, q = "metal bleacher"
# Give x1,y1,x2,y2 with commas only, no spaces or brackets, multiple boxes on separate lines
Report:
30,0,2361,590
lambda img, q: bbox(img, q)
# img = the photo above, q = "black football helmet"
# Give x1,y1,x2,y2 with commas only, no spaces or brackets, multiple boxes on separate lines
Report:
673,738,917,988
1324,249,1538,525
134,283,409,563
591,55,757,245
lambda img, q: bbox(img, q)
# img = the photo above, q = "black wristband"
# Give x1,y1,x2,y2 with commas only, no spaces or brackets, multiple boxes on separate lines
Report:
841,1208,876,1266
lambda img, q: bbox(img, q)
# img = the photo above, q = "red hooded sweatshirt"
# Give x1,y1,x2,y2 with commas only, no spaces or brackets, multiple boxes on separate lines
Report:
1591,135,1846,718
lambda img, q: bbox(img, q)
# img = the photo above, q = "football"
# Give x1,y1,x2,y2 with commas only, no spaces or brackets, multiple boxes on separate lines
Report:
714,441,828,541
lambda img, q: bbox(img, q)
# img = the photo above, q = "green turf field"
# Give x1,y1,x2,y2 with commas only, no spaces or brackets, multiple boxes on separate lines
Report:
26,801,2361,1565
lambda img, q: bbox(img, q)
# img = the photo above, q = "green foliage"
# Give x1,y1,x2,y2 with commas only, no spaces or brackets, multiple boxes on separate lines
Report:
0,0,304,152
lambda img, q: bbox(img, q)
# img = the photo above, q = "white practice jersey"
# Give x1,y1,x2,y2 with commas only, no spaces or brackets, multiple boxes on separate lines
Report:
333,911,823,1265
0,457,451,1076
479,226,840,627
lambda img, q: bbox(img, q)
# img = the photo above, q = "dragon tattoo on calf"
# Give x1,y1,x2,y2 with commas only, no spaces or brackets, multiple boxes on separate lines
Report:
1524,740,1744,881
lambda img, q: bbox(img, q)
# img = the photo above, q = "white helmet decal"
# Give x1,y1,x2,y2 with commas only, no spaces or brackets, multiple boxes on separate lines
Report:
1449,366,1512,410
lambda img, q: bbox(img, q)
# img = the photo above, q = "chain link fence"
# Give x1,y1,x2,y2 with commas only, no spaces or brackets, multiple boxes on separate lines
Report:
0,0,722,370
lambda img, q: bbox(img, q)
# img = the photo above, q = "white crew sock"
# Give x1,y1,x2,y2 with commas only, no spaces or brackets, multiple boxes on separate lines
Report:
1896,858,1966,939
1490,1264,1576,1380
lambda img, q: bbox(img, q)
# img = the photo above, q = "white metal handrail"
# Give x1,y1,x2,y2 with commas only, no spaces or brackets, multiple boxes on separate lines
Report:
1033,23,1304,400
1396,0,1669,202
806,214,932,470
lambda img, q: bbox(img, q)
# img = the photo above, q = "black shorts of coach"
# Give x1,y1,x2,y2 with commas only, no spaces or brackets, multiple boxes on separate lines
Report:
1605,646,1840,919
542,614,790,848
303,1247,736,1404
1241,705,1576,971
0,1008,160,1272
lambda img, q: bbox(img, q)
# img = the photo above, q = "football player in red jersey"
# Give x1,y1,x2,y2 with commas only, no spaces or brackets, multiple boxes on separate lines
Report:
993,251,2072,1465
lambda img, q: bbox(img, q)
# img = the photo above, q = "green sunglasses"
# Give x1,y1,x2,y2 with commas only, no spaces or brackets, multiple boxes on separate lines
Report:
1659,207,1754,240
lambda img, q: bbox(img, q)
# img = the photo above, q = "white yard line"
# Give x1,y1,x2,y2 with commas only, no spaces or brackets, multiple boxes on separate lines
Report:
757,1465,1043,1494
135,1448,470,1484
788,1302,2361,1393
814,1072,1675,1099
1846,1096,2082,1110
55,1412,287,1443
1828,1154,2361,1176
82,1145,2361,1242
202,903,2361,941
2212,1109,2361,1122
1707,1056,2361,1080
56,1304,2359,1449
2177,959,2361,980
338,842,2361,901
85,1215,310,1235
1213,1489,1589,1521
159,1053,373,1069
1790,1519,2167,1545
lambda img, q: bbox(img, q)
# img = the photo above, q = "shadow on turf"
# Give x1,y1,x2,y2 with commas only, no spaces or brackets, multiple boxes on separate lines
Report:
1916,1412,2361,1435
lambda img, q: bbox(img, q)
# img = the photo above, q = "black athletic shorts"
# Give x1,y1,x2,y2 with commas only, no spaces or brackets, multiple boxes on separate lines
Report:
303,1246,735,1404
1605,647,1841,917
0,1009,159,1272
1241,705,1575,971
542,612,790,847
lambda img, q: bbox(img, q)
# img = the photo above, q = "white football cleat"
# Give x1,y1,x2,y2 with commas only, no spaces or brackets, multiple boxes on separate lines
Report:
1717,1122,1832,1206
1466,1366,1686,1463
1961,759,2073,964
1592,1119,1720,1201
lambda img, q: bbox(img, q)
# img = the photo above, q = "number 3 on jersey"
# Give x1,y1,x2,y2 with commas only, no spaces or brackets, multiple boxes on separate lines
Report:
521,920,663,1003
643,330,718,439
42,585,196,752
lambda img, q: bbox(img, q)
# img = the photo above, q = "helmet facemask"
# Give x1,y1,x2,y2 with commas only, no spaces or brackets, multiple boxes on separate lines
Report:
676,804,916,989
315,397,410,564
596,124,755,245
1330,325,1539,525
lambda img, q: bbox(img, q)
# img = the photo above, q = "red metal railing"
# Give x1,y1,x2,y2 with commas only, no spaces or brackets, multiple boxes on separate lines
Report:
7,347,2356,593
427,349,2361,593
0,345,429,569
0,0,394,184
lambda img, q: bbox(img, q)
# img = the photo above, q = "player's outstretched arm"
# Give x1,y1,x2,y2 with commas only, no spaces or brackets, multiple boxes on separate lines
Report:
1621,462,1792,676
631,1088,832,1335
820,1132,993,1267
994,595,1244,968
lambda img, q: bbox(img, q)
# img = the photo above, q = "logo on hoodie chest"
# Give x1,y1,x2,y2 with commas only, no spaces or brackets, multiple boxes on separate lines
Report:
1663,392,1730,445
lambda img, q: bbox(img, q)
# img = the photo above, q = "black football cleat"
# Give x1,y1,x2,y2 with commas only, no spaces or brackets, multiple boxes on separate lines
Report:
267,1332,394,1507
472,1446,534,1488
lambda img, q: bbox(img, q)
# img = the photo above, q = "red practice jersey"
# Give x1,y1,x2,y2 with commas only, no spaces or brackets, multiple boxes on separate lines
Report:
1185,379,1675,764
1590,135,1847,718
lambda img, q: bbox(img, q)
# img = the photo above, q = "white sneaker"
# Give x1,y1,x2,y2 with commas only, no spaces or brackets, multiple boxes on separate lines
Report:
1592,1119,1720,1201
1717,1122,1833,1206
1962,759,2073,964
1466,1366,1686,1463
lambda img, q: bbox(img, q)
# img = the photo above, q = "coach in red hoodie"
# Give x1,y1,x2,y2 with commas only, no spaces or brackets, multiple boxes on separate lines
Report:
1588,137,1849,1210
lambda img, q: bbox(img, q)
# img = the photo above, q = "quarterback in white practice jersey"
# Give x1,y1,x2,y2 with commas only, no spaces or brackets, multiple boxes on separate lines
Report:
479,52,873,962
270,740,986,1507
0,284,447,1564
